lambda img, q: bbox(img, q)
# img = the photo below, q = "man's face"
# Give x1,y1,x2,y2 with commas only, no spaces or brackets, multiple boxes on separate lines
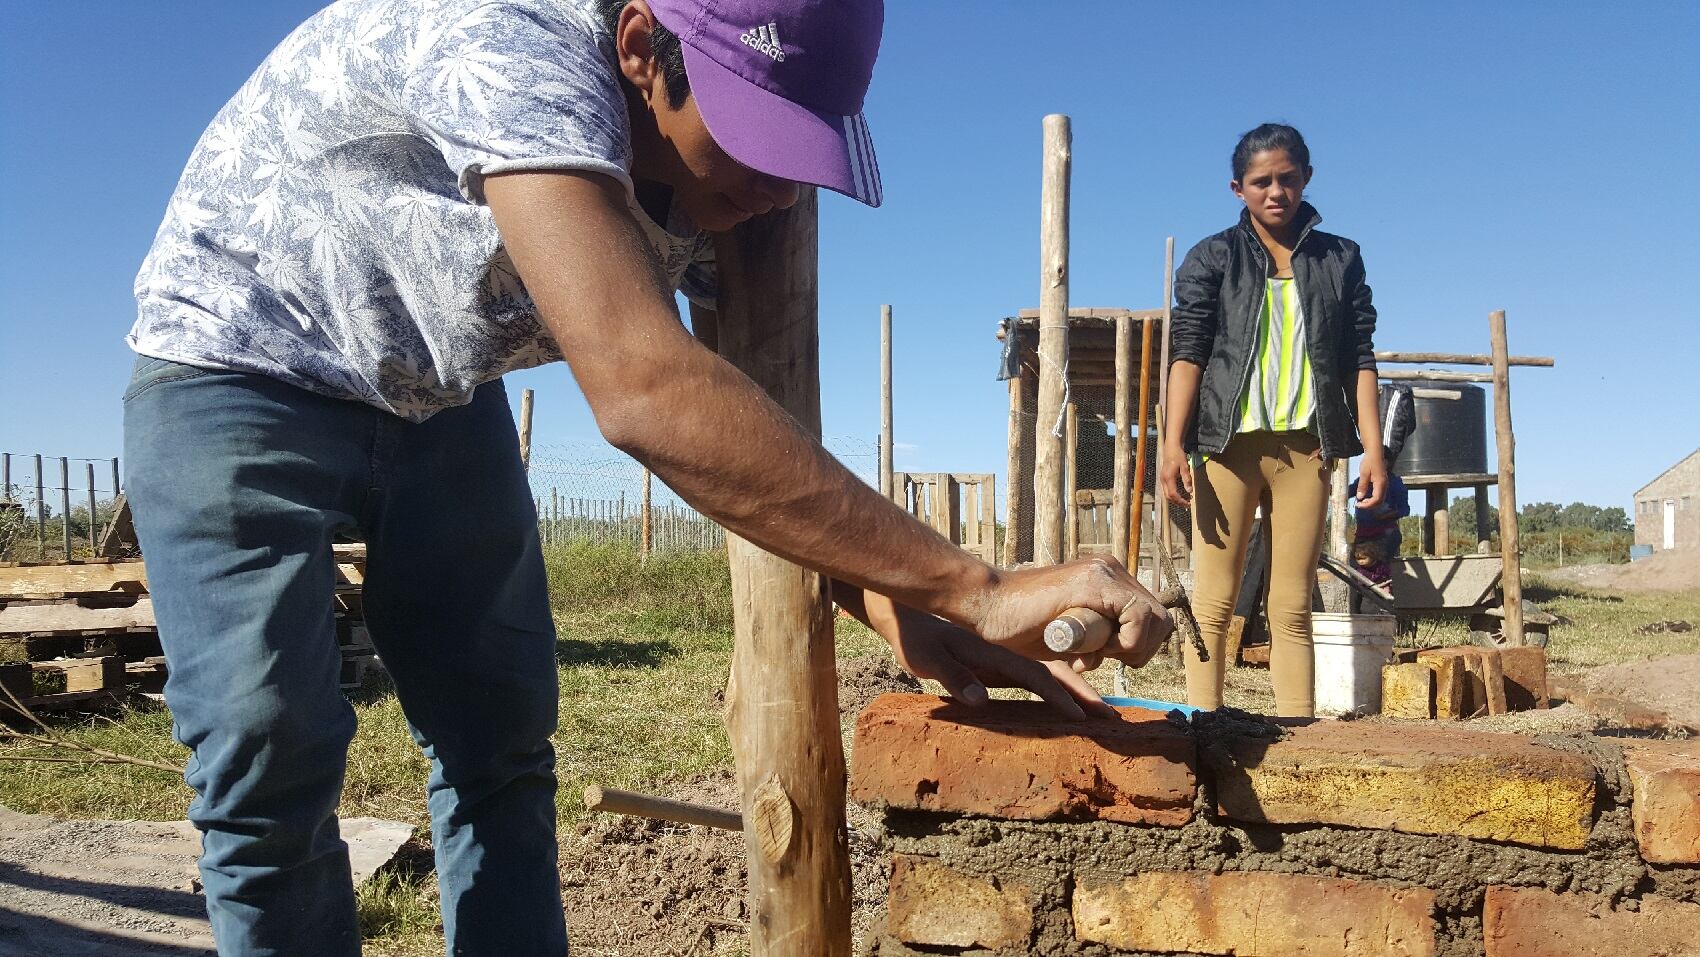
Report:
652,92,801,232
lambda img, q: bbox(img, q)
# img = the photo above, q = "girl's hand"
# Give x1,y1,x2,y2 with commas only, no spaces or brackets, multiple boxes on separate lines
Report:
1356,451,1388,509
1160,445,1194,507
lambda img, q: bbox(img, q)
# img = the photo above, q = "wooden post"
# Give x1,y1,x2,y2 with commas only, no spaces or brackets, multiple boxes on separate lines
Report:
640,467,654,559
1033,114,1071,565
1063,402,1079,560
111,457,122,497
1431,488,1450,555
34,454,45,559
1158,237,1176,588
712,189,850,956
85,462,98,554
1329,461,1350,562
2,453,9,499
1129,318,1155,577
517,388,535,472
1474,484,1491,551
879,304,894,500
59,457,71,559
1111,316,1133,566
981,474,997,562
1490,310,1524,647
1004,358,1037,566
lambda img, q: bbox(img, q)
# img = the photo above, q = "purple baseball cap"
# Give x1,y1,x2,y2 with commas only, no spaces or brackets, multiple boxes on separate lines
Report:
647,0,884,207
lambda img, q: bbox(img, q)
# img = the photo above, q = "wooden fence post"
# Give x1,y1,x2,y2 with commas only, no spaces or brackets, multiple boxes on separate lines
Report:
712,188,850,957
1034,114,1071,565
85,462,98,554
518,388,535,472
879,304,894,500
59,457,71,560
1490,310,1524,646
34,454,45,559
640,468,653,559
1112,316,1133,566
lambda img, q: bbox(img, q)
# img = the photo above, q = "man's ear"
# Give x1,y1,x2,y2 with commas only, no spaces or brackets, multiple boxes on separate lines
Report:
615,0,664,102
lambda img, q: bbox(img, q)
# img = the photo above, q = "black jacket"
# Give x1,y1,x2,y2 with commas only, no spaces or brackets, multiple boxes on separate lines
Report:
1170,203,1377,460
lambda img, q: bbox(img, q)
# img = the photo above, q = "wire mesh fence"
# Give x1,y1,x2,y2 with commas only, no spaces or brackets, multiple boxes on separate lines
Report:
1,452,124,562
526,436,879,554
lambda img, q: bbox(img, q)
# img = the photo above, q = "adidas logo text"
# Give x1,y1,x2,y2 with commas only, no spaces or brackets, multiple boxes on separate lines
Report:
740,22,785,62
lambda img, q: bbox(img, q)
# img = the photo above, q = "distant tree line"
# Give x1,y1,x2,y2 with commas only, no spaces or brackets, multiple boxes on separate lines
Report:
1394,497,1633,566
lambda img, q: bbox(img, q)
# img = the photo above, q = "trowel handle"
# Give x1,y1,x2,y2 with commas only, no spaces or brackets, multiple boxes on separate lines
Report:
1044,608,1114,655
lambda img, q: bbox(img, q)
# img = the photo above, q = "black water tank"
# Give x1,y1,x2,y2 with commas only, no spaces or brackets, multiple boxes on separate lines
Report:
1387,379,1488,477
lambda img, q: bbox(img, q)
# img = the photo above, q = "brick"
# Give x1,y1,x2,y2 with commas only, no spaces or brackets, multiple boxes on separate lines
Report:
1210,720,1596,849
887,855,1032,950
1382,662,1435,718
1498,646,1549,711
1483,886,1700,957
1420,647,1507,717
1623,740,1700,864
1074,870,1435,956
1417,651,1469,719
849,693,1196,826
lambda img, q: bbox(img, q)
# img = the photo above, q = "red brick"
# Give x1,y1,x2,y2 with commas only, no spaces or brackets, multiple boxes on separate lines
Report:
1416,651,1470,719
1074,870,1435,956
849,693,1196,825
886,855,1032,950
1419,647,1505,717
1209,720,1597,849
1483,886,1700,957
1623,740,1700,864
1498,646,1549,711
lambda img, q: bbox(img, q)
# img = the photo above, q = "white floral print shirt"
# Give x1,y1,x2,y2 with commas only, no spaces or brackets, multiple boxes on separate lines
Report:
129,0,716,421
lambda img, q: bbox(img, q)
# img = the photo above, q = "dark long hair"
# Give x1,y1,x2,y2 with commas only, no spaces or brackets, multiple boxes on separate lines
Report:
1231,124,1310,180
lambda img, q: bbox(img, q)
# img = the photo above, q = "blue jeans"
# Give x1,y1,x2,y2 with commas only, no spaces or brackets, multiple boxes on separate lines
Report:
123,358,566,956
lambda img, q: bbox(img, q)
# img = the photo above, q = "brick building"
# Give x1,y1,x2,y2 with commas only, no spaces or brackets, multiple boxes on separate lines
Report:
1635,448,1700,553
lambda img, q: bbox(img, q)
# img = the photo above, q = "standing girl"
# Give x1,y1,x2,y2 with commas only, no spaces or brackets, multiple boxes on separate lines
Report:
1159,124,1386,717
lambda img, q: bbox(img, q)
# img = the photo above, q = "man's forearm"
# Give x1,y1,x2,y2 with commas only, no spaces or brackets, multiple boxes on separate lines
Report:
486,171,996,627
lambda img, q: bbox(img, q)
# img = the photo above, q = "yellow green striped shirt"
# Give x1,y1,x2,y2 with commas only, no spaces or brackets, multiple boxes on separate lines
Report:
1237,277,1316,433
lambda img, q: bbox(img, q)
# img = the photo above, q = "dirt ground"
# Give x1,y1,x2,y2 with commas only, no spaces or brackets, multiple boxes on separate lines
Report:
1541,550,1700,593
559,653,917,957
1577,652,1700,729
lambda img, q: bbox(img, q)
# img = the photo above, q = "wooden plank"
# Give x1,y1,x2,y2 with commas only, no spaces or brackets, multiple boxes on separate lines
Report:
1398,472,1498,489
1375,351,1553,367
1033,114,1071,565
1378,369,1494,383
0,598,155,634
0,562,147,599
1490,310,1524,646
713,187,851,957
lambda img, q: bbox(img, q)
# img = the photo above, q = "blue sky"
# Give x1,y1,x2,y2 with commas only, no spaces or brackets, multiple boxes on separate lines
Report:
3,2,1696,512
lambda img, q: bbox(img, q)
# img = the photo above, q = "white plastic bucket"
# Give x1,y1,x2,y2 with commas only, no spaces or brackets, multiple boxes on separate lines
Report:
1311,613,1398,716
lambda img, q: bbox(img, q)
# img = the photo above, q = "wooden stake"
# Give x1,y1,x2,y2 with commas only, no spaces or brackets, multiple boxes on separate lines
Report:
1158,237,1175,588
712,188,850,957
1111,316,1133,566
85,462,98,554
1063,401,1078,560
1490,310,1524,647
584,784,743,832
518,388,535,472
34,454,45,559
59,457,71,560
879,304,894,500
1004,357,1037,566
1033,114,1071,565
1329,461,1350,563
640,467,653,559
1129,318,1154,578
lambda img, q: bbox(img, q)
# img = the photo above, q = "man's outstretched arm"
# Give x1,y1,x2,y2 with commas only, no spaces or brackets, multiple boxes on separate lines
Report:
486,170,1170,661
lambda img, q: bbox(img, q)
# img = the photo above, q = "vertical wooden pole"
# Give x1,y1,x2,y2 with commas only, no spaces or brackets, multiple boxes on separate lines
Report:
1329,462,1350,562
712,189,849,957
85,462,98,554
981,475,997,562
1158,237,1176,587
59,457,72,560
1111,316,1133,566
1474,484,1491,551
112,457,122,497
1063,402,1079,560
640,468,654,559
1490,310,1525,647
1004,355,1037,566
1034,114,1071,565
879,304,894,500
34,454,45,559
1129,318,1155,578
2,453,10,499
518,388,535,472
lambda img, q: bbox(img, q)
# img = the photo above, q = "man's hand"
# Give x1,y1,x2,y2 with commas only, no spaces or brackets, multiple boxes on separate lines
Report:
972,558,1173,669
839,585,1117,720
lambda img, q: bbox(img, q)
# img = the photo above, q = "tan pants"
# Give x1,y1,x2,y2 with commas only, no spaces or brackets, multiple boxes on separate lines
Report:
1185,430,1328,717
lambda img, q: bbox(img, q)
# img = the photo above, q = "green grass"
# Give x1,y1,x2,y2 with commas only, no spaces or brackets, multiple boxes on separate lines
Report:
2,546,1695,955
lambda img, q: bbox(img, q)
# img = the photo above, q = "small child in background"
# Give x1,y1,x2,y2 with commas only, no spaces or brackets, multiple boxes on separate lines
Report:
1352,472,1409,583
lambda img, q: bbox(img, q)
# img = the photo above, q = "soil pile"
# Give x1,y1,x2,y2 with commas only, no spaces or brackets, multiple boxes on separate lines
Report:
835,652,922,718
1579,653,1700,730
1542,550,1700,593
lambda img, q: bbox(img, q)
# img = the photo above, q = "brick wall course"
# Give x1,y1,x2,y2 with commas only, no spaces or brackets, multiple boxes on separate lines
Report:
1073,870,1437,956
1483,885,1700,956
1623,740,1700,865
849,694,1196,826
1209,720,1597,849
885,855,1033,950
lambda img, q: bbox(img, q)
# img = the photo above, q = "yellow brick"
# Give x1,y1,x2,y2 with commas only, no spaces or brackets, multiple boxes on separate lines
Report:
1382,662,1435,719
